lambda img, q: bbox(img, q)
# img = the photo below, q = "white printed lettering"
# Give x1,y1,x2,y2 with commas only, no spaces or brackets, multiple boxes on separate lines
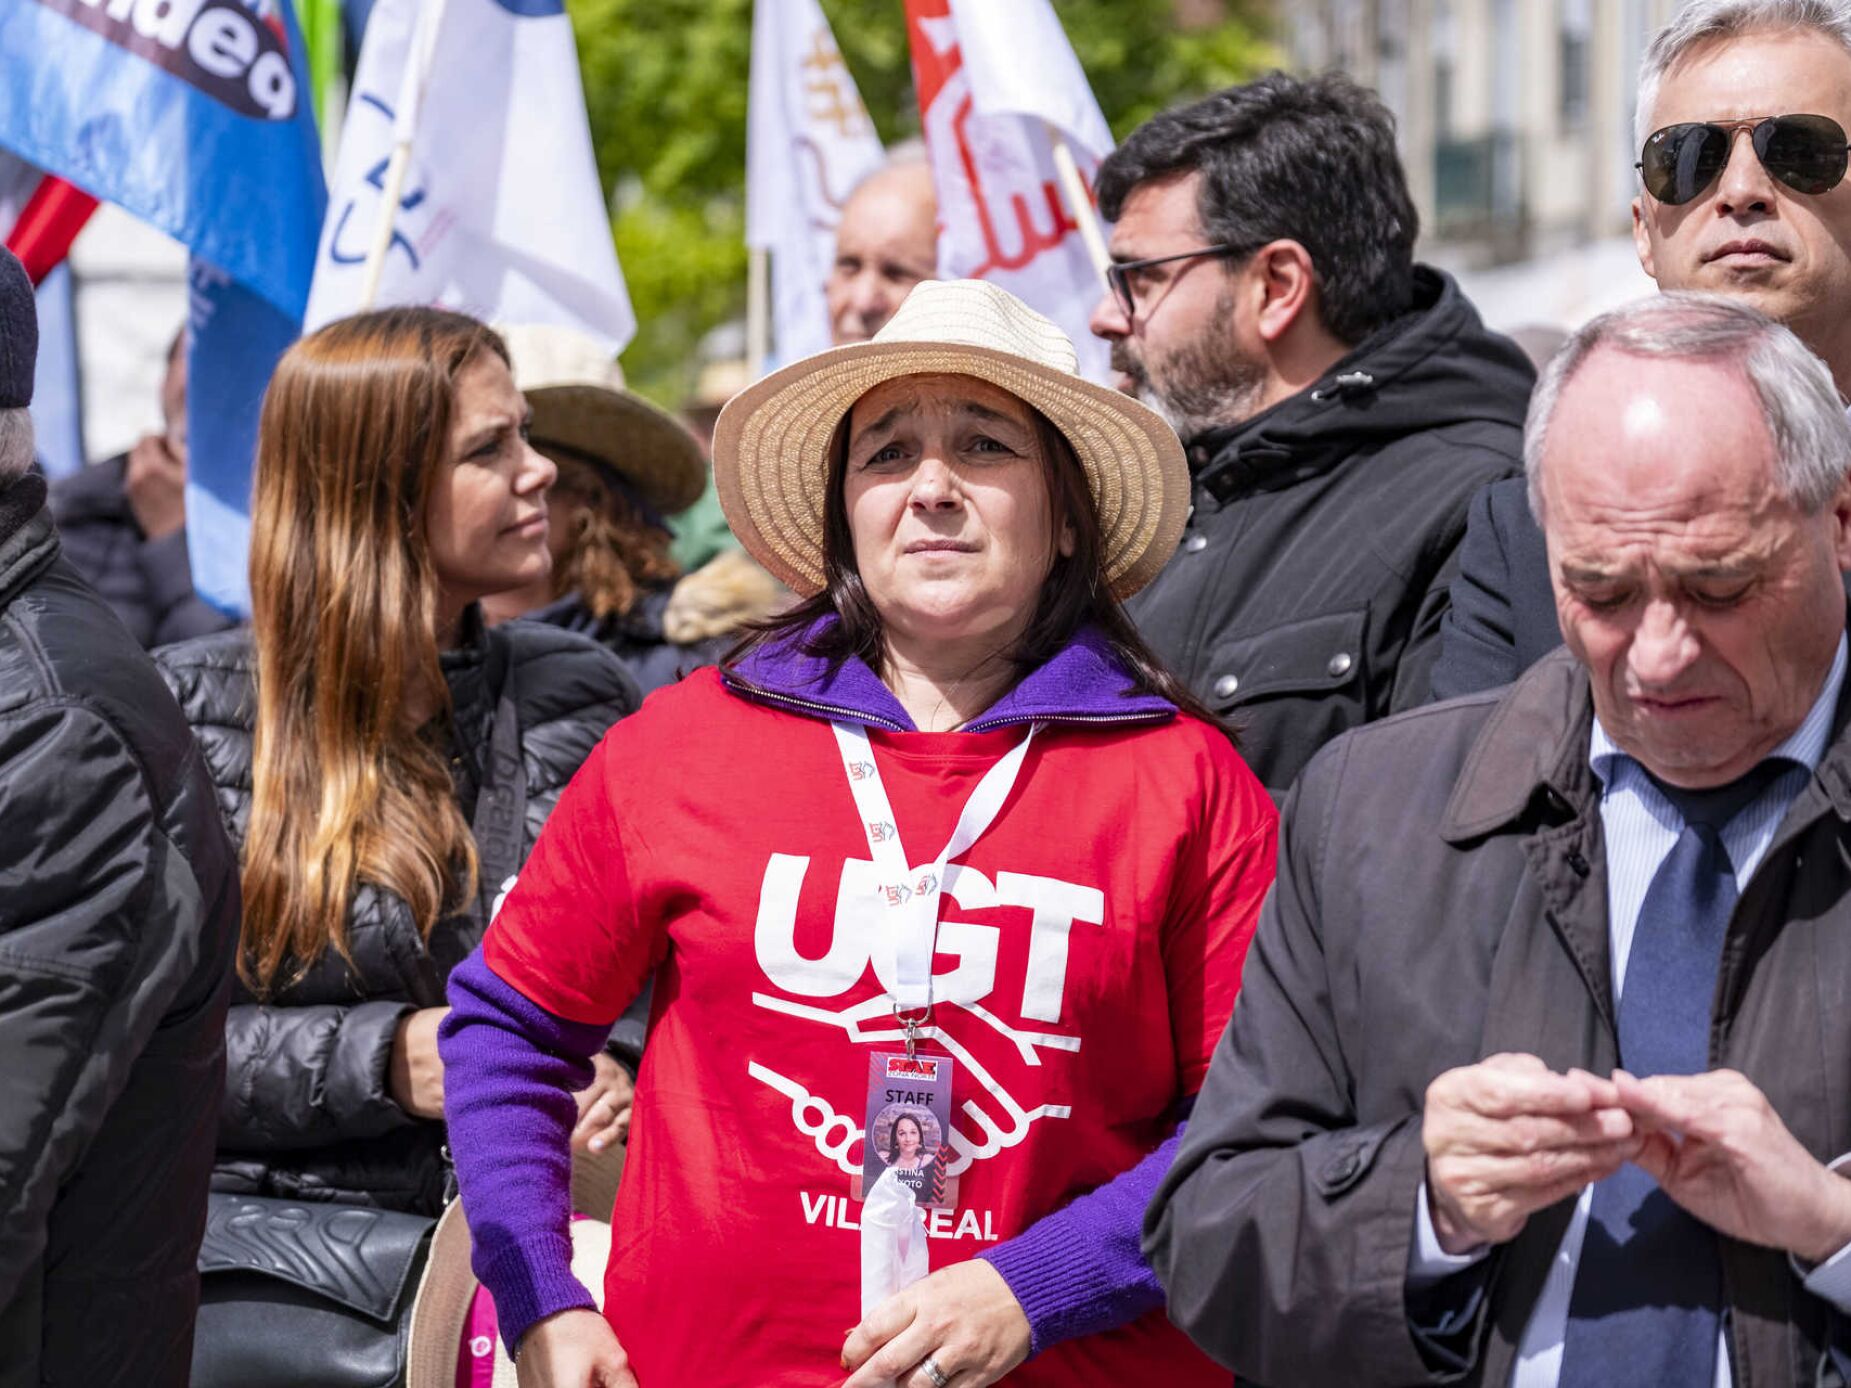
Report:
997,871,1104,1023
187,6,254,78
755,854,868,997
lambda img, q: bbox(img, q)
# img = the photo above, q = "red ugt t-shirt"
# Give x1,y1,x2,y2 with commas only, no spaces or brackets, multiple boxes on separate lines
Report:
485,670,1277,1385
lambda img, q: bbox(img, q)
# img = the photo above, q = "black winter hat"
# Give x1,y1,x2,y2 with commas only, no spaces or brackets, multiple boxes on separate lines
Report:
0,246,36,410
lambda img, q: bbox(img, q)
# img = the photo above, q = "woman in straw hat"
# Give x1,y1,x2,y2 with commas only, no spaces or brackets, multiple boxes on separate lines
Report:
483,324,783,695
439,280,1277,1387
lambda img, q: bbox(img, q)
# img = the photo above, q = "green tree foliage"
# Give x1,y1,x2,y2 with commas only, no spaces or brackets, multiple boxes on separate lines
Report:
567,0,1276,404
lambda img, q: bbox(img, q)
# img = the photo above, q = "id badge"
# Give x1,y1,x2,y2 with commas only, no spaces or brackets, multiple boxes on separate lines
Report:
854,1051,957,1208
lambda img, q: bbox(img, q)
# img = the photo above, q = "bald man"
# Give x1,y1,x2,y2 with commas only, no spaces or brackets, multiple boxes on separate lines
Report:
826,158,938,345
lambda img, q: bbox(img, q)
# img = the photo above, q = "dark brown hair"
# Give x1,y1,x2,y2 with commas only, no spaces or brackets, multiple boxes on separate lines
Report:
728,381,1225,733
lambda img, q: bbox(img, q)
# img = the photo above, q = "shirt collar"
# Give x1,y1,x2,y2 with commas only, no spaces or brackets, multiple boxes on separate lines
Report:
1590,633,1848,788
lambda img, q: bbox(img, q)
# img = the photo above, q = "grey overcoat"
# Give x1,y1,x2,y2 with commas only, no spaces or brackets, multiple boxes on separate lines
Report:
1149,644,1851,1386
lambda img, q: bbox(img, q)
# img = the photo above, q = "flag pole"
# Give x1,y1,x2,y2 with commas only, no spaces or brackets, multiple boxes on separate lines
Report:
358,0,450,310
746,246,770,380
1045,123,1110,286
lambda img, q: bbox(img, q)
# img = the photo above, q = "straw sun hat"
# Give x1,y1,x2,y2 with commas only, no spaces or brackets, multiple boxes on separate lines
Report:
405,1147,623,1388
712,279,1189,601
499,323,708,518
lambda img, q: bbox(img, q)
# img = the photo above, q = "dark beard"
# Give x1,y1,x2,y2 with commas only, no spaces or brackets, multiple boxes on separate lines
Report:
1113,336,1265,443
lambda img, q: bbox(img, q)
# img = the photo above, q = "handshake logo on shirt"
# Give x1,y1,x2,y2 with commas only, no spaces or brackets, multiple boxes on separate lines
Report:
748,853,1099,1177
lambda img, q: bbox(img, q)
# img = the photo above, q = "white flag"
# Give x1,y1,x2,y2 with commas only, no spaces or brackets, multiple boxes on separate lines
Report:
905,0,1114,381
746,0,885,364
305,0,634,354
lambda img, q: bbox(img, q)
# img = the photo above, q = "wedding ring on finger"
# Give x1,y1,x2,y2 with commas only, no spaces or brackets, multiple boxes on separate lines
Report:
919,1355,951,1388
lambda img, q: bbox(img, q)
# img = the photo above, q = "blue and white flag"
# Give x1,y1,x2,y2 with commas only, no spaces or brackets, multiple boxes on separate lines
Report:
0,0,327,614
306,0,635,355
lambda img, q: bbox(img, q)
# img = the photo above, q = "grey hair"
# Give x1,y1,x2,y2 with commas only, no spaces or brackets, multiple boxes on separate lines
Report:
1525,292,1851,519
1637,0,1851,147
0,408,34,485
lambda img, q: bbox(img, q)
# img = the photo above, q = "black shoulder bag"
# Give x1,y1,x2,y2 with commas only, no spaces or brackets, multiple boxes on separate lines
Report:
191,675,528,1388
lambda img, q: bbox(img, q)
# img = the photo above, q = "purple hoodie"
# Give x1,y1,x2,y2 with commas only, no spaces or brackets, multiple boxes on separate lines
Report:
440,621,1192,1356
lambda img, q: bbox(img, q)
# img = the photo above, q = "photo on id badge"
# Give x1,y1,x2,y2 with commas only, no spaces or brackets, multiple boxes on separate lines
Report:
860,1052,955,1207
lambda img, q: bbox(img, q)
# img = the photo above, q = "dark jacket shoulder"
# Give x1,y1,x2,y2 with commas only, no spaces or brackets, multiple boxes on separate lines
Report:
1130,266,1533,797
1429,475,1561,700
0,485,239,1384
49,454,235,650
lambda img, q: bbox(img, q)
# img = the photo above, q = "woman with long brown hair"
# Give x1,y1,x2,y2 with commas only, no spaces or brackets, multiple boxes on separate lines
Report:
156,307,641,1384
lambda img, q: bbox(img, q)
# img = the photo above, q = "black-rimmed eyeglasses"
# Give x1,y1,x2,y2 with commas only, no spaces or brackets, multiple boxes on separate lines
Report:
1105,244,1250,319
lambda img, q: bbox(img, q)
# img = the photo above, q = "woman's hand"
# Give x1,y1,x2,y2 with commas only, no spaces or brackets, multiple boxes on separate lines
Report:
515,1309,637,1388
840,1259,1030,1388
572,1053,635,1153
388,1006,450,1119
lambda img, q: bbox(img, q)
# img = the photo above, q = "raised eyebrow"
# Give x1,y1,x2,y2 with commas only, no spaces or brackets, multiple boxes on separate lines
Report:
849,406,908,452
956,402,1029,430
462,412,523,450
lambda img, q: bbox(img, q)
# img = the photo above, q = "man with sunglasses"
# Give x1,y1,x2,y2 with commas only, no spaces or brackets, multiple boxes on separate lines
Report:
1433,0,1851,702
1090,72,1534,797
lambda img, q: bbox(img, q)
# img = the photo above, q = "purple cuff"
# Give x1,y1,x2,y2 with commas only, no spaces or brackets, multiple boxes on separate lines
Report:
976,1127,1181,1357
440,951,610,1353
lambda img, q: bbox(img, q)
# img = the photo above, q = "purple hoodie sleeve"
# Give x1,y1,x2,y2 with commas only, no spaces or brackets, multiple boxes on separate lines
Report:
976,1126,1183,1357
440,950,610,1353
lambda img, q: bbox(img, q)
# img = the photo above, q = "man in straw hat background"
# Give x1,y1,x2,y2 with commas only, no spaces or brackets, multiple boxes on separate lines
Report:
439,276,1277,1387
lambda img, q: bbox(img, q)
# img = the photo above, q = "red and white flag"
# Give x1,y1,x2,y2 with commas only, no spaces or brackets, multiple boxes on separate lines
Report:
904,0,1114,381
747,0,885,364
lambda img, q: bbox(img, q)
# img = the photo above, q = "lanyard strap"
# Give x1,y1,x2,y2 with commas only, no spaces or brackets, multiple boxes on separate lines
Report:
831,720,1039,1015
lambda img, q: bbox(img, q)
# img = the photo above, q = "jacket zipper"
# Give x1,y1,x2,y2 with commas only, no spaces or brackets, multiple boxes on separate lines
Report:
726,672,1174,734
721,675,911,731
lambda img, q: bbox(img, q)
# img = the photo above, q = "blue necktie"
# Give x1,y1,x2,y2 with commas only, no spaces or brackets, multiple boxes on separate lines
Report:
1557,759,1799,1387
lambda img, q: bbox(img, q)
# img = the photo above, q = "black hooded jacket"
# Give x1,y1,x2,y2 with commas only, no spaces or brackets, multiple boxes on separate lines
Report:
1127,266,1533,796
0,476,241,1387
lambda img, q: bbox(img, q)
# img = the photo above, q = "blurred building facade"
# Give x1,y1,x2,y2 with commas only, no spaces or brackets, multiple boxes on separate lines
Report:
1287,0,1685,328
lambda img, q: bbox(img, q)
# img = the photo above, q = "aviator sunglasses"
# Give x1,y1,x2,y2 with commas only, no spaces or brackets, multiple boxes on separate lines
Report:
1638,113,1851,205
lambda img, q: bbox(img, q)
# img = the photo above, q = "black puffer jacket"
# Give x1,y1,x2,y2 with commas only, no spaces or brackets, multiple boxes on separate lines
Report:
0,475,240,1388
155,617,639,1215
49,453,236,649
521,586,730,695
1127,266,1533,797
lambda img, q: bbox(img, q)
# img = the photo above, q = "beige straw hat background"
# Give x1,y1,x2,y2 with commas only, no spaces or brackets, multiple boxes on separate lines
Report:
710,279,1189,601
404,1147,623,1388
499,323,708,517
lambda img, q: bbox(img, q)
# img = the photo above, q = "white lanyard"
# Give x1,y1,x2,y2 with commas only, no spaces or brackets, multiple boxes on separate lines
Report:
831,719,1039,1020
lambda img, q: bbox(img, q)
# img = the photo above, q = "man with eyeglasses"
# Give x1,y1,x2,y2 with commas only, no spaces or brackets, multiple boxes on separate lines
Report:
1089,72,1534,796
1432,0,1851,702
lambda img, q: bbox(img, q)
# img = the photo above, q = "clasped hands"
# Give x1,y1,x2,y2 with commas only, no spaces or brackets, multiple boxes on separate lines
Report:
1423,1052,1851,1264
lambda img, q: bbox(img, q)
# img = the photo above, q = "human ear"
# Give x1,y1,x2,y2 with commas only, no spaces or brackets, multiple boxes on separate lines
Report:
1829,477,1851,574
1631,196,1658,282
1249,240,1317,345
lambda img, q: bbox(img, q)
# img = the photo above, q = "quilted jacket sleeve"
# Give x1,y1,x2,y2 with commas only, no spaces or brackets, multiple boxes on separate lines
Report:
218,998,416,1151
